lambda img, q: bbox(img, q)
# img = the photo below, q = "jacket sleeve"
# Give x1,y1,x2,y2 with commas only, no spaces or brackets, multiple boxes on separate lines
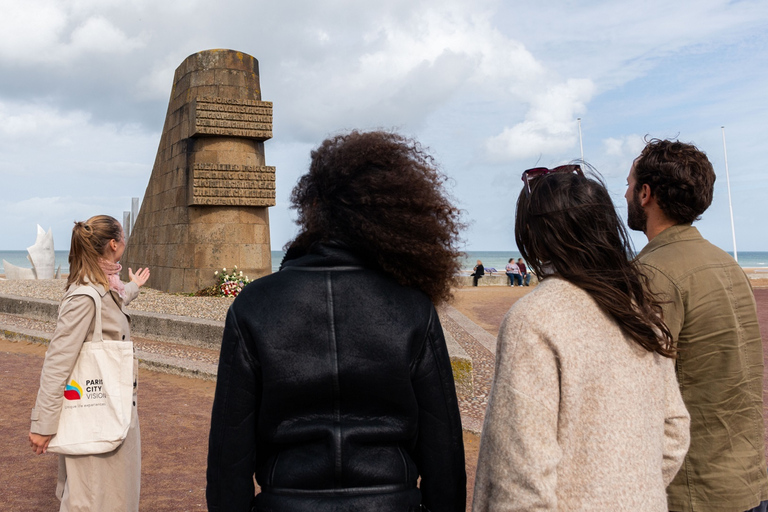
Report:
206,306,262,512
30,294,96,435
411,307,467,512
661,357,690,485
472,312,561,512
122,281,140,306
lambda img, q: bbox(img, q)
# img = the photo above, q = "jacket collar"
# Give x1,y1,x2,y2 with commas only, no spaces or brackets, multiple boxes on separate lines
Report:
281,241,367,271
638,224,701,259
67,277,108,297
68,278,127,307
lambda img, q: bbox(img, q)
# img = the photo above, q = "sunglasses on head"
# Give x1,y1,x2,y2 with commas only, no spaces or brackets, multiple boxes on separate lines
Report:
521,164,583,197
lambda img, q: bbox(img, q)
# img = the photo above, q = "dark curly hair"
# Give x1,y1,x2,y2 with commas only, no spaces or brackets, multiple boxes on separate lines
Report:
633,138,716,224
286,130,464,304
516,171,674,357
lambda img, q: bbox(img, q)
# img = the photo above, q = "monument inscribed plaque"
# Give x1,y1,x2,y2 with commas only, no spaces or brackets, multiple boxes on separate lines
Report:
121,50,276,293
190,163,276,206
190,97,273,139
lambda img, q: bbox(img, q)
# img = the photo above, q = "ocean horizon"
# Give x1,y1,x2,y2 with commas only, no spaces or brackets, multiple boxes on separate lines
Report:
2,249,767,276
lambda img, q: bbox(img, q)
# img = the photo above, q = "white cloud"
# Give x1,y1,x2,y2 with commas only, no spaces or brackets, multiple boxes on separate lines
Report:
0,102,91,140
495,0,768,91
484,79,595,161
68,16,145,55
0,0,67,60
134,52,186,101
266,0,553,141
0,1,145,65
0,99,157,212
603,135,645,158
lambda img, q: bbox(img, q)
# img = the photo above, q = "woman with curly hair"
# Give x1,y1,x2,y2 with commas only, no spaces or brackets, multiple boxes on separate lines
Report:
473,166,690,511
207,131,467,512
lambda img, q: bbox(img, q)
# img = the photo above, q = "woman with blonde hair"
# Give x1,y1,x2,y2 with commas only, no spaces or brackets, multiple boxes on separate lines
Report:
29,215,150,511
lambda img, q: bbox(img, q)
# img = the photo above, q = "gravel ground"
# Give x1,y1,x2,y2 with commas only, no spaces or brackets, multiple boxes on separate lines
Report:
0,279,233,321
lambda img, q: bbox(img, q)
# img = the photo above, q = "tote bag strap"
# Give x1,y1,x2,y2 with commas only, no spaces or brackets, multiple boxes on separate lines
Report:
68,286,104,343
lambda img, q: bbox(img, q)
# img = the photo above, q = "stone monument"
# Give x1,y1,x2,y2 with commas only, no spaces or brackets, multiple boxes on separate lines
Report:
121,49,275,293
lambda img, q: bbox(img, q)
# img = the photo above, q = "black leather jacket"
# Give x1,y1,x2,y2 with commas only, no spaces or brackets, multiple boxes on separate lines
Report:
207,243,466,512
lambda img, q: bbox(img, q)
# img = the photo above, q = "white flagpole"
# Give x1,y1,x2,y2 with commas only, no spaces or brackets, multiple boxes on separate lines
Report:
721,126,738,262
577,118,584,162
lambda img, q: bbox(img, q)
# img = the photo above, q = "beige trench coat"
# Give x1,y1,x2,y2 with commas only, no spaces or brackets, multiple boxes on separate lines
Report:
31,280,141,512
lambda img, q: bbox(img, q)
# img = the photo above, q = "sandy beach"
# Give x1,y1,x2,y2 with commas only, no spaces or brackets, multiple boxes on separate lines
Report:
746,268,768,288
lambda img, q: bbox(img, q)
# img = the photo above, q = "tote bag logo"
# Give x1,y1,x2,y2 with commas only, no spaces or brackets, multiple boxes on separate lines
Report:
83,378,107,399
64,380,83,400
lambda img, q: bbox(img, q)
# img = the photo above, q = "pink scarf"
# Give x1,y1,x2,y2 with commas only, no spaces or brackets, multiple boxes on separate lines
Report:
99,259,126,299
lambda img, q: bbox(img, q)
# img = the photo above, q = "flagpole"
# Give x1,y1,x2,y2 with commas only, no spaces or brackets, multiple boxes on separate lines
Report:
721,126,738,262
577,118,584,162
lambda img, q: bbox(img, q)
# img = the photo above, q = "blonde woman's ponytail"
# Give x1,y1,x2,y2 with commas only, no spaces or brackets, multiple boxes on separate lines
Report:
66,216,122,289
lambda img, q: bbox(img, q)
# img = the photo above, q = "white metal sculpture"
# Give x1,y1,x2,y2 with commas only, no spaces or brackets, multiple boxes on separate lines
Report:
2,225,60,279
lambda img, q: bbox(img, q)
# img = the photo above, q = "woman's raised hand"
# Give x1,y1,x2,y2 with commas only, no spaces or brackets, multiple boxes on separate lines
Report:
129,267,151,287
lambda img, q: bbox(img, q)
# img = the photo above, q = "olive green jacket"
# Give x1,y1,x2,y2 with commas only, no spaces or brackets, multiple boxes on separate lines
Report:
638,225,768,512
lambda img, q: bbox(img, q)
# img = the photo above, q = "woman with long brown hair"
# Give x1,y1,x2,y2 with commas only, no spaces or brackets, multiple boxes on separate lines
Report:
29,215,149,511
473,166,690,511
207,131,467,512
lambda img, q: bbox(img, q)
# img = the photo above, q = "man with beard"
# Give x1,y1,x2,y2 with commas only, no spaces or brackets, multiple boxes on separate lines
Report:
626,139,768,512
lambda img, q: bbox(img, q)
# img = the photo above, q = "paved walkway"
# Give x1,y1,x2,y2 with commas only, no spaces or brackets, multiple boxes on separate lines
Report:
1,286,766,511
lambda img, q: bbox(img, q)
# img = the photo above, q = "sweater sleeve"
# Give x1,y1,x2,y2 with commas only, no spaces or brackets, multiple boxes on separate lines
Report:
473,312,561,512
30,293,96,435
411,307,467,512
206,306,262,512
661,357,690,485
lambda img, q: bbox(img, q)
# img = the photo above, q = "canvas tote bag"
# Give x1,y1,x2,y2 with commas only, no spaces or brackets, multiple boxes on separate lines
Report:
47,286,135,455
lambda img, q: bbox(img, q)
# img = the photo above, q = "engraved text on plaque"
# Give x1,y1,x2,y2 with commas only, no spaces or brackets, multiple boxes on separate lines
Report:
189,163,276,206
190,97,273,140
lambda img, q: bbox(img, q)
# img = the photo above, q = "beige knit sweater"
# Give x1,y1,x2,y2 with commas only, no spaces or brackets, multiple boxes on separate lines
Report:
472,277,690,511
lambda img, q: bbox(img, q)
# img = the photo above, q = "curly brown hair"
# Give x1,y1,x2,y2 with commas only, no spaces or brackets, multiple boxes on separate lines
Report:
633,138,716,224
516,171,674,357
286,130,464,304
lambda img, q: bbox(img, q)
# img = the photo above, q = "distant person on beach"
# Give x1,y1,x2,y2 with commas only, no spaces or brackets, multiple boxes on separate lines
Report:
28,215,150,512
206,131,466,512
473,165,689,511
471,259,485,286
626,139,768,512
505,258,521,286
517,258,530,286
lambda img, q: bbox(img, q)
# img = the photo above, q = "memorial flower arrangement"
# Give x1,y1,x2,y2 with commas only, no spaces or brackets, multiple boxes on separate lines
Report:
214,266,251,298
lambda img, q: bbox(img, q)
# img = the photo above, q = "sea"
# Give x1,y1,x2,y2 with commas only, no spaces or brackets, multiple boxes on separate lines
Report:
2,250,768,276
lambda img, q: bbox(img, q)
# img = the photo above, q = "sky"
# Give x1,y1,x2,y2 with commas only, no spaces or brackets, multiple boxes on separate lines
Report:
1,0,766,253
